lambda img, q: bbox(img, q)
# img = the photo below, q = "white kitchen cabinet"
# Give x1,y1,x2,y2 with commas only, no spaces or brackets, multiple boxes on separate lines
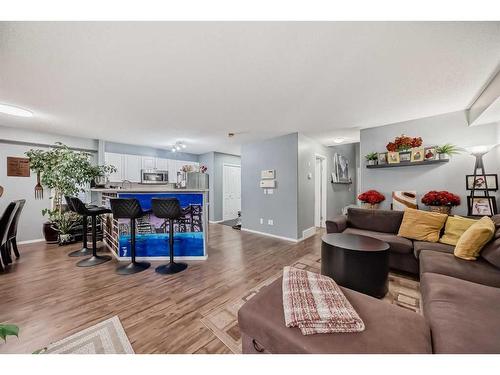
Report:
156,158,169,171
104,152,125,182
141,156,157,170
124,154,142,182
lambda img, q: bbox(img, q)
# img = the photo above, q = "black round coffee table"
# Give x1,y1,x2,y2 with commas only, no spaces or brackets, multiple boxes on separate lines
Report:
321,233,390,298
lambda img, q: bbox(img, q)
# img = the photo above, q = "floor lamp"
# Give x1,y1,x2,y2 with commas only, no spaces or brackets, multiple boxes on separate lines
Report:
468,145,497,216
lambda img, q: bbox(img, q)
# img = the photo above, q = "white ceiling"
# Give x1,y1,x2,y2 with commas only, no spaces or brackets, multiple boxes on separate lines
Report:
1,22,499,155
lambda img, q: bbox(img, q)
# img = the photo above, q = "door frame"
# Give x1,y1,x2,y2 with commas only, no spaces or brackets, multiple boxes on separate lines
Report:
314,154,327,228
222,163,242,221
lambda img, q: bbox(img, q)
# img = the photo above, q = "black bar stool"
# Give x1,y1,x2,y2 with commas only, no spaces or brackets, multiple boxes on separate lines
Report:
109,198,151,275
70,197,112,267
65,196,93,257
151,198,188,275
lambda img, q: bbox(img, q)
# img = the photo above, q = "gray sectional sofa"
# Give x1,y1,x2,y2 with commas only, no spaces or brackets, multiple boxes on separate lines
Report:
238,208,500,354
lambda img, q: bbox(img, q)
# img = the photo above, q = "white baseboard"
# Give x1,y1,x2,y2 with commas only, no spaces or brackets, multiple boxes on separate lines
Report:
209,220,224,224
107,247,207,261
241,227,299,242
18,238,45,245
301,227,317,240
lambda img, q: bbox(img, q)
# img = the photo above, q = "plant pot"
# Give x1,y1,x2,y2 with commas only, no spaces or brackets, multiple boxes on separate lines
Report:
429,206,451,215
43,222,59,243
438,153,447,160
362,203,380,210
58,234,72,245
367,160,377,166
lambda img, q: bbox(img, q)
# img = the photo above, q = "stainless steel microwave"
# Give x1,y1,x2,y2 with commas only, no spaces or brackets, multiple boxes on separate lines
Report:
141,169,168,184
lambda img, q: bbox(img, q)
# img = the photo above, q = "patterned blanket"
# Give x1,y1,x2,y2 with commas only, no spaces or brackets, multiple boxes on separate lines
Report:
282,266,365,335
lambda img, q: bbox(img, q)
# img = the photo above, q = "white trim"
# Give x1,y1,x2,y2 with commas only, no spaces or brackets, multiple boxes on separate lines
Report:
18,238,45,245
222,163,241,221
107,248,207,262
209,220,224,224
241,227,299,242
314,153,328,228
301,227,317,240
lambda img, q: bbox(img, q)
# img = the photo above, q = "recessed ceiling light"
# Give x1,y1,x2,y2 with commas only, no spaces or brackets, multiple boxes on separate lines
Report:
333,137,345,144
0,103,33,117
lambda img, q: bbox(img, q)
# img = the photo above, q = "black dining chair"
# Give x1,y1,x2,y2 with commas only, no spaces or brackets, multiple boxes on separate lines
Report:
5,199,26,259
0,201,19,271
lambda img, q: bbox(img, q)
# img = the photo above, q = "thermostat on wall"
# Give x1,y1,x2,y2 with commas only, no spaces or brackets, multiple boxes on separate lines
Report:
260,179,276,188
261,169,275,179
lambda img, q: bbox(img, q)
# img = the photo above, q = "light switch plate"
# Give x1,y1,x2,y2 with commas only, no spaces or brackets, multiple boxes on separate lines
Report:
261,169,275,179
260,179,276,188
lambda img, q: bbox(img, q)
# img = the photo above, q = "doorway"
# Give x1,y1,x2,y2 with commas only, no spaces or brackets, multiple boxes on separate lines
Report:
314,154,327,228
222,164,241,221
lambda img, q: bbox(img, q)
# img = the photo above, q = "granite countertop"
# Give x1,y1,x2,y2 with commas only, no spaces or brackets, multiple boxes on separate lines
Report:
90,187,209,193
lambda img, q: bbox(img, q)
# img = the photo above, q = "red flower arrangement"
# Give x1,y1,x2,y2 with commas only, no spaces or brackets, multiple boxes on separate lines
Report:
358,190,385,205
421,191,461,207
386,134,423,152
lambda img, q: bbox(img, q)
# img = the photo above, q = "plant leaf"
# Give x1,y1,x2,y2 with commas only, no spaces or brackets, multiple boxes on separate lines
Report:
0,324,19,342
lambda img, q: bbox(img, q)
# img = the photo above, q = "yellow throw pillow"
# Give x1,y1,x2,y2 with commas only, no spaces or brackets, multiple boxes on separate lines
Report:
454,216,495,260
439,216,478,246
398,208,448,243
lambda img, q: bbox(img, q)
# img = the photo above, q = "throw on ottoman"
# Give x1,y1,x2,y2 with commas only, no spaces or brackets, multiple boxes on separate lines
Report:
238,277,431,354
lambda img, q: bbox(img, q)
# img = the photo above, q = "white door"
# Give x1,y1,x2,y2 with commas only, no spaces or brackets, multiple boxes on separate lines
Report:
105,152,124,182
314,156,327,228
124,154,141,182
223,164,241,220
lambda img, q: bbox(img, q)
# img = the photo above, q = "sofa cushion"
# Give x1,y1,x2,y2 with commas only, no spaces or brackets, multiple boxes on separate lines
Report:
480,215,500,268
454,216,495,260
343,228,413,254
347,208,403,234
419,250,500,288
238,277,431,354
413,240,455,259
398,208,448,243
421,273,500,353
439,215,477,246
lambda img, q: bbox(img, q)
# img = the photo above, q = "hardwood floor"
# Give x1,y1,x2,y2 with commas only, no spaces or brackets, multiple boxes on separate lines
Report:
0,224,321,353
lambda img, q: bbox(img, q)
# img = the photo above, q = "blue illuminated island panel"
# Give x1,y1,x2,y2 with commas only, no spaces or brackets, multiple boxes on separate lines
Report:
114,192,207,259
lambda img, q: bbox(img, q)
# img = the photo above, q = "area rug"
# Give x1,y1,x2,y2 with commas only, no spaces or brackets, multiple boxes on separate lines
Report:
200,252,421,354
37,316,134,354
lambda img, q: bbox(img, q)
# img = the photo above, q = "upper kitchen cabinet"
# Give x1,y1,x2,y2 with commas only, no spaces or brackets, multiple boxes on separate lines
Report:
124,154,142,182
104,152,125,182
156,158,169,171
141,156,157,170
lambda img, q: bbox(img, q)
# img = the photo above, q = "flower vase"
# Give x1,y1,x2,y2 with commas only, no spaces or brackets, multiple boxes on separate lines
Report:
362,203,380,210
429,206,451,215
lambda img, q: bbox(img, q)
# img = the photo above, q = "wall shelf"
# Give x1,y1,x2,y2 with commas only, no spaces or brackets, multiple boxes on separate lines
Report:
366,159,449,169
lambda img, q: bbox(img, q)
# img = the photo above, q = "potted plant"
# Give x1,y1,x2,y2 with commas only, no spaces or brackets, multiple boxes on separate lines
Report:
26,143,116,244
365,152,378,166
435,144,462,160
386,135,423,152
421,190,461,215
358,190,385,209
43,209,80,245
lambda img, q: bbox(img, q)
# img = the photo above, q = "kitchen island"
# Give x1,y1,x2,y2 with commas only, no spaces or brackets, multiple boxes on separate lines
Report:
91,187,208,260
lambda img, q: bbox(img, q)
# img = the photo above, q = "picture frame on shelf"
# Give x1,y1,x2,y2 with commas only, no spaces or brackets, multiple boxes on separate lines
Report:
466,174,498,191
410,147,425,162
399,151,411,163
467,196,498,216
377,152,388,165
387,151,400,164
424,146,438,161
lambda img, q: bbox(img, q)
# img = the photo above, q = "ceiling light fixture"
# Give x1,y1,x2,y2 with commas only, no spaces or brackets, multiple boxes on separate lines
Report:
333,137,345,144
170,141,186,152
0,103,34,117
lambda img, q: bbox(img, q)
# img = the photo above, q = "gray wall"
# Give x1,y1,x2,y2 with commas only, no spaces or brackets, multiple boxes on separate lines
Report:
0,124,99,242
360,110,500,215
241,133,299,239
105,141,199,161
198,152,215,221
297,135,357,236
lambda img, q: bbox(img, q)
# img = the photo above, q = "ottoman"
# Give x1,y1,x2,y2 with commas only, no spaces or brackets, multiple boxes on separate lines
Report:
238,277,431,354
